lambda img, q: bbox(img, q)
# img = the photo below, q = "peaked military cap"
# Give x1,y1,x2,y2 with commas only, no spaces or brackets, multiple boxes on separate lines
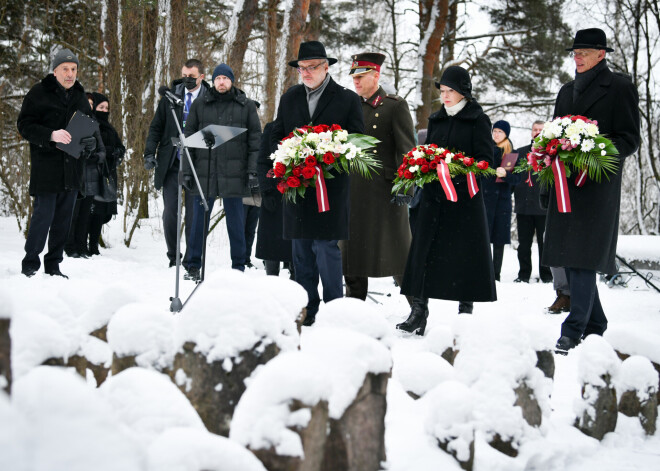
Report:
349,52,385,75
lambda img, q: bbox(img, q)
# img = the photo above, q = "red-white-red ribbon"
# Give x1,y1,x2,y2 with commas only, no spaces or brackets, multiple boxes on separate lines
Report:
575,170,587,187
551,158,571,213
315,165,329,212
525,171,533,187
467,171,479,198
437,160,457,202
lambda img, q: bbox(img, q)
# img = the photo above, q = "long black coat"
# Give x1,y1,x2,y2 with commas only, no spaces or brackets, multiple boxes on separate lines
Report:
270,76,364,240
481,143,519,245
542,65,640,274
401,100,497,302
513,143,546,216
183,87,261,198
144,79,210,190
256,122,292,262
17,74,104,195
95,116,125,214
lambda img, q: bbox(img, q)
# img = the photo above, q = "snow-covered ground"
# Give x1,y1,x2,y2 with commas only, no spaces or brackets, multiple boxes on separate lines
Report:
1,202,659,470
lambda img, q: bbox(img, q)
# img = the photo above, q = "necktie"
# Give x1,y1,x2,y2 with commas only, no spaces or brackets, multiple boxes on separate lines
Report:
178,93,193,160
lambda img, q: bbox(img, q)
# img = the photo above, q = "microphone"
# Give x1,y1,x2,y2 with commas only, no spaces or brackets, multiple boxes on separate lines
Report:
158,86,183,106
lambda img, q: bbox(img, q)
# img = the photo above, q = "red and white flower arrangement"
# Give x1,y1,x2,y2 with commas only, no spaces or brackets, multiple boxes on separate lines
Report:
268,124,380,212
392,144,495,202
515,115,619,212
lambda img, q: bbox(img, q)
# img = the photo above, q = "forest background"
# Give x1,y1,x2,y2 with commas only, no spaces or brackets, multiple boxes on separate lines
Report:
0,0,658,247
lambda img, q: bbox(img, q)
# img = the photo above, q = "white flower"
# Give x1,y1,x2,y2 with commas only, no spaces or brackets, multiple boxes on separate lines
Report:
601,150,607,156
586,123,599,137
409,165,419,173
334,130,349,142
334,143,346,154
599,143,606,149
306,133,320,143
561,117,572,126
413,150,424,159
346,147,357,160
445,156,452,163
581,139,595,152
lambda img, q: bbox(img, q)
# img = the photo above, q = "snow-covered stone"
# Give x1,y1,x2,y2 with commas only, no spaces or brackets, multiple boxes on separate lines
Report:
393,350,454,399
615,355,658,435
314,297,393,345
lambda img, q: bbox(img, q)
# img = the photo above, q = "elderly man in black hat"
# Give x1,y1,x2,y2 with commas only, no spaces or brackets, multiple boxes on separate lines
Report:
545,28,640,354
17,48,104,278
270,41,364,326
340,52,415,302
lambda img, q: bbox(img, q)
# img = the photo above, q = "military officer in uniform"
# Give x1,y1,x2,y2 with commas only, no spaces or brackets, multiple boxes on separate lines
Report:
339,52,416,301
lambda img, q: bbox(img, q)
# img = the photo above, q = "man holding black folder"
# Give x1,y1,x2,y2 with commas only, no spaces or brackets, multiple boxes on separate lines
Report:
17,48,103,278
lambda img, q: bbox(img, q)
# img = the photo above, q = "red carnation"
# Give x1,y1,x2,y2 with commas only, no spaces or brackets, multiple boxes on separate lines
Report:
302,166,316,179
305,156,317,166
313,125,324,134
433,156,442,163
407,151,414,157
429,143,438,149
421,165,430,173
277,181,287,193
292,166,302,177
323,152,335,164
462,157,474,167
402,157,409,165
398,169,404,177
424,148,434,155
286,176,301,188
330,124,342,131
274,162,286,178
416,158,425,165
429,161,438,170
476,161,489,170
404,170,414,179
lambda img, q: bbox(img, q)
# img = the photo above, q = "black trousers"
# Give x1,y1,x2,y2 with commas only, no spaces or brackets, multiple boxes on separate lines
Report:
66,195,94,253
243,204,260,263
23,191,77,272
265,260,295,279
492,244,504,280
561,268,607,339
516,214,551,281
292,239,343,316
162,166,193,264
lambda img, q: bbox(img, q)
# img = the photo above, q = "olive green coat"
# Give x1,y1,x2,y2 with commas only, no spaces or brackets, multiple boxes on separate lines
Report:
340,86,415,277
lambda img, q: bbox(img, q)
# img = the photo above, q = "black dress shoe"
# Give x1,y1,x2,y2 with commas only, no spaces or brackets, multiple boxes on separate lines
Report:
184,267,201,283
458,301,473,314
514,277,529,283
302,311,316,326
45,269,69,279
555,335,580,355
396,297,429,335
21,267,37,278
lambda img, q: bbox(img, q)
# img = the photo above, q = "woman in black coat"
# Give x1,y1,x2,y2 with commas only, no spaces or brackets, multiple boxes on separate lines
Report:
481,120,519,281
87,92,125,255
397,66,497,335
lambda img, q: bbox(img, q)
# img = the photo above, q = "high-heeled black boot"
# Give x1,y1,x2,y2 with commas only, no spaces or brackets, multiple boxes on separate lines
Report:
458,301,473,314
396,297,429,335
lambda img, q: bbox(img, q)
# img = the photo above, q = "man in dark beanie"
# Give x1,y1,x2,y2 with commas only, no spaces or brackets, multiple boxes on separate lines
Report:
182,63,261,280
545,28,640,354
144,58,209,268
17,47,104,278
270,41,364,326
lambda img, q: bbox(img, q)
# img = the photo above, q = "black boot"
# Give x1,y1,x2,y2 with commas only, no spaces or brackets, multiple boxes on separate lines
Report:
396,297,429,336
458,301,473,314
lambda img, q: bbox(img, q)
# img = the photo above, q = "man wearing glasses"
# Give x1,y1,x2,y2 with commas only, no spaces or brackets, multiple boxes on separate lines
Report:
270,41,364,326
545,29,640,355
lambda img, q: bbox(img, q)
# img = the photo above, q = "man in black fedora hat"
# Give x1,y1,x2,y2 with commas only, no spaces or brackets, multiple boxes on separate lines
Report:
270,40,364,326
543,28,640,354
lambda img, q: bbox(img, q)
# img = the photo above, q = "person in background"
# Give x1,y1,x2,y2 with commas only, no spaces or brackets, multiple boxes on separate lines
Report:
17,48,104,278
243,189,261,269
397,66,496,335
482,119,518,282
546,267,570,313
144,58,208,268
513,120,552,283
340,52,415,303
87,92,125,255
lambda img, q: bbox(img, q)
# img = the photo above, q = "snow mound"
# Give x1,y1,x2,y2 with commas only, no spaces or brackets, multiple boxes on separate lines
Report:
0,391,30,471
604,326,660,364
301,327,392,419
11,366,143,470
230,351,331,456
0,286,12,319
100,367,206,446
79,284,140,334
424,325,455,358
393,351,454,398
577,335,621,386
148,427,266,471
107,303,175,370
314,297,393,343
174,269,303,361
614,355,658,400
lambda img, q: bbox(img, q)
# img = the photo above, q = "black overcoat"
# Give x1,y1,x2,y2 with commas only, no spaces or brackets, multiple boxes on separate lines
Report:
513,143,546,216
481,143,519,245
256,122,293,262
401,100,497,302
17,74,103,195
144,79,210,190
542,66,640,274
270,76,364,240
95,117,125,214
183,87,261,198
339,86,415,277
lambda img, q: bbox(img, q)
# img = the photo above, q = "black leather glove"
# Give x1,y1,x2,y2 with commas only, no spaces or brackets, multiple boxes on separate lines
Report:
248,173,259,190
144,154,157,170
113,147,126,166
261,190,279,212
80,136,97,158
539,184,550,211
182,175,193,191
391,194,413,206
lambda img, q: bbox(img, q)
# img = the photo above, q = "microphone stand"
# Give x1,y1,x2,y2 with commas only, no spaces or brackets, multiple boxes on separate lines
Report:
200,131,214,283
164,94,209,313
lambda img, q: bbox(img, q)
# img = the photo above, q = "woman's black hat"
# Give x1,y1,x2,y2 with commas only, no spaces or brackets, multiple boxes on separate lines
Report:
566,28,614,52
435,66,472,100
288,41,337,67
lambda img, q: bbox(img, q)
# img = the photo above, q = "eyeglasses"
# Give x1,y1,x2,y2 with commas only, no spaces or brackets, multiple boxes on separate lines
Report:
569,50,595,58
297,63,325,74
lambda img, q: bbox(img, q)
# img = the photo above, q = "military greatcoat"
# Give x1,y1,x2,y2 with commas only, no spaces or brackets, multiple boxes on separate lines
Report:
339,86,415,277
